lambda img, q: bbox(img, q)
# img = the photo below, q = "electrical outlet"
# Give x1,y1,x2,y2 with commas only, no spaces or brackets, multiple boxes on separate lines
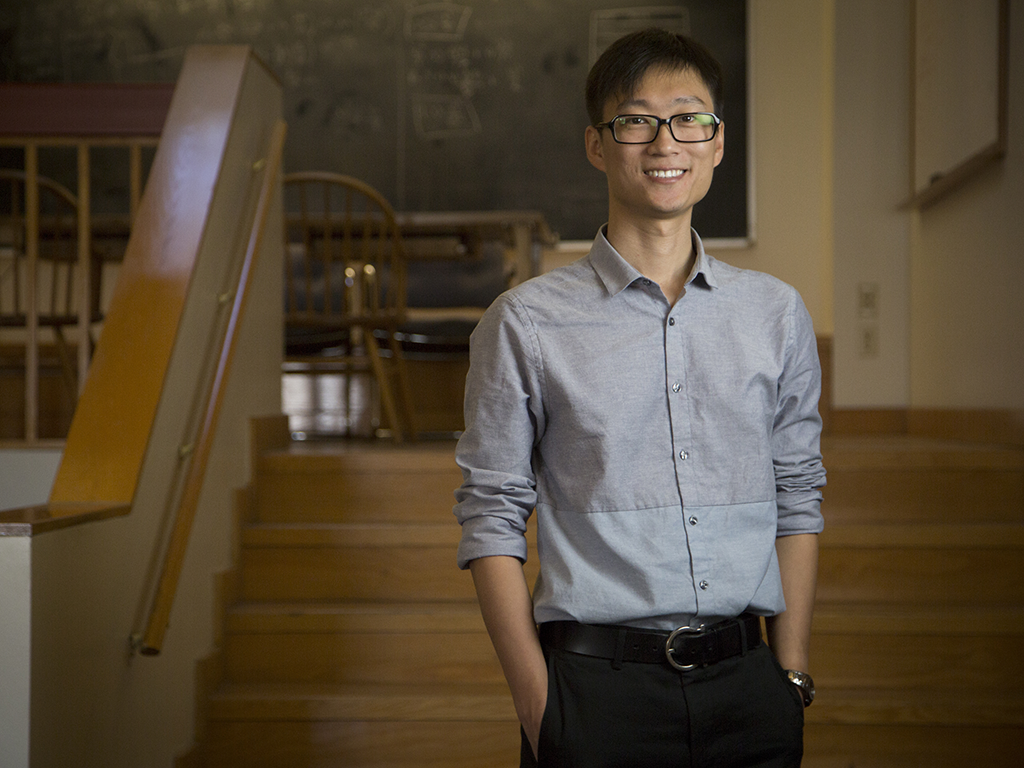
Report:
857,282,879,319
859,325,879,358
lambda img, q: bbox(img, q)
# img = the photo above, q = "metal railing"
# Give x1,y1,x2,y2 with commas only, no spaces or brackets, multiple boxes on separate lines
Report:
135,118,287,656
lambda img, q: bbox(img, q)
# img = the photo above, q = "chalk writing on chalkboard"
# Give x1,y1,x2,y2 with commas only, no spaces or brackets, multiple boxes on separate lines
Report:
590,7,691,65
405,3,473,42
3,0,749,242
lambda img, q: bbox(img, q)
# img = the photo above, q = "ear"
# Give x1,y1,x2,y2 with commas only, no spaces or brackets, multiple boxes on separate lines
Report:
712,121,725,168
585,125,607,172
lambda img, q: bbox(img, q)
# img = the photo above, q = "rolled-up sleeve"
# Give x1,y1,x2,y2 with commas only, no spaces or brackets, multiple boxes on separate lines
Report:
454,294,545,569
772,291,826,536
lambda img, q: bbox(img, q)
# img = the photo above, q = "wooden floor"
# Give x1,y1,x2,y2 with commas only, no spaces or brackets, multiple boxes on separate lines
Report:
192,431,1024,767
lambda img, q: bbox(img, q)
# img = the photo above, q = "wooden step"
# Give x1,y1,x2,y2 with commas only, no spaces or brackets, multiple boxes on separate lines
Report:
255,442,462,523
820,436,1024,524
223,601,497,685
817,523,1024,603
238,522,538,602
222,599,1024,690
811,603,1024,691
803,723,1022,768
202,682,1023,768
199,435,1024,766
238,520,1022,604
202,719,517,768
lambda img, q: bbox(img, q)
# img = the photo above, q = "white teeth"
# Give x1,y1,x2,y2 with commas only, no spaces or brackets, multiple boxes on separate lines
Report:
646,169,684,178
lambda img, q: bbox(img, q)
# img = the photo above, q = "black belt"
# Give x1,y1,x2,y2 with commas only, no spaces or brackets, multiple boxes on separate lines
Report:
539,614,762,671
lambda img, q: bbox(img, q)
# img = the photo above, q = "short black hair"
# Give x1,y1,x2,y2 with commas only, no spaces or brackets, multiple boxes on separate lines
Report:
585,28,724,125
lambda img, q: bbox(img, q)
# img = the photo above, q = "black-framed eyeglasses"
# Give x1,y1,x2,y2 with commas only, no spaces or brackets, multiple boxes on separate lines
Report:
595,112,721,144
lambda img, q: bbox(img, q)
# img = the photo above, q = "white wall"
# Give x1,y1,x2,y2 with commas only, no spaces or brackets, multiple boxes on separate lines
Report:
0,449,62,509
0,537,31,768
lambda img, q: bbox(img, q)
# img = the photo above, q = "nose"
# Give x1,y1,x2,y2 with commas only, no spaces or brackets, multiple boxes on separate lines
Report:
648,120,681,151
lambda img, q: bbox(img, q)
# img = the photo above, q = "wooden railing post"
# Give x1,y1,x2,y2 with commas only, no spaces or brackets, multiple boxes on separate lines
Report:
24,143,39,443
76,142,91,397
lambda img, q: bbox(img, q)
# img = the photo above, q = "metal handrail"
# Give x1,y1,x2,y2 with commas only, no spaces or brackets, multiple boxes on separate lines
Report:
134,119,287,656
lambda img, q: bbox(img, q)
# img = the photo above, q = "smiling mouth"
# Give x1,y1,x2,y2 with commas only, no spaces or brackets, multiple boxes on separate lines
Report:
645,169,685,179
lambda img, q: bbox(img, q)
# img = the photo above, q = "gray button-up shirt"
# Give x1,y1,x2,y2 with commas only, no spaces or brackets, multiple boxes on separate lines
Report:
454,229,825,630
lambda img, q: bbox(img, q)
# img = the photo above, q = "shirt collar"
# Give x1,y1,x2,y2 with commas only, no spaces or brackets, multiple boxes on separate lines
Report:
589,226,719,296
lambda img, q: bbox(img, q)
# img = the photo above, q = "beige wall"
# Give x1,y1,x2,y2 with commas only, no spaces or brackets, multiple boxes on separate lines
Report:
718,0,835,338
910,0,1024,410
832,0,913,408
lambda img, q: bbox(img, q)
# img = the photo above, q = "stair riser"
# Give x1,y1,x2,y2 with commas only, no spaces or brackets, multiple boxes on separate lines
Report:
823,469,1023,523
256,471,463,523
240,547,490,601
201,712,1024,768
803,723,1023,768
817,549,1024,603
240,544,1019,604
203,720,518,768
224,632,504,684
810,633,1023,690
222,628,1022,691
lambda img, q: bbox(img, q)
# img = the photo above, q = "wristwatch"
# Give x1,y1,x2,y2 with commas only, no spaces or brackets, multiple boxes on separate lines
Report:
785,670,815,707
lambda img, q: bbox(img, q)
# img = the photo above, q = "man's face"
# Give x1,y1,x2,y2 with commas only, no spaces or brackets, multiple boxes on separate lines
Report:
585,66,725,227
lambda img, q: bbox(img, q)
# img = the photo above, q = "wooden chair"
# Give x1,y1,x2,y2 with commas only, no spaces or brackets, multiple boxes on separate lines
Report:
0,169,104,403
282,172,416,441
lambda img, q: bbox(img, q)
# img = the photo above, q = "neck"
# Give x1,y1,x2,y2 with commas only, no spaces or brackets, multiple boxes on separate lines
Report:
605,215,696,304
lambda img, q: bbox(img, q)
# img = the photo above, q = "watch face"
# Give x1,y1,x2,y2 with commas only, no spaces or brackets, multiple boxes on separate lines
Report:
786,670,815,705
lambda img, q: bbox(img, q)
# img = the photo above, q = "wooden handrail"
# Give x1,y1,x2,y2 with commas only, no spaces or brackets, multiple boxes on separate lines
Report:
135,118,287,656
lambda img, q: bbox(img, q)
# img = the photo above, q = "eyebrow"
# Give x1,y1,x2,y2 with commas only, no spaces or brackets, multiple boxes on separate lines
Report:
616,94,709,113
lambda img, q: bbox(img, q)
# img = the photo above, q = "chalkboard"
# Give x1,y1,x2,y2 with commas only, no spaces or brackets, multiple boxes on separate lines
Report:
0,0,748,242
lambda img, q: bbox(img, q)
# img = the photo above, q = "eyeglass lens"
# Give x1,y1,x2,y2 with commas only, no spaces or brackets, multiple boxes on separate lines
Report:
610,113,717,144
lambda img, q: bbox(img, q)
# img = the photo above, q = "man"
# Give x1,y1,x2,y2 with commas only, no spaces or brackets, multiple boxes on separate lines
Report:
454,27,824,767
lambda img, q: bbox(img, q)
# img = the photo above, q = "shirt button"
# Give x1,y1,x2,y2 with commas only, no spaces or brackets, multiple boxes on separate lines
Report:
642,278,652,286
679,450,689,460
668,317,676,326
671,382,681,393
699,580,709,591
688,516,698,526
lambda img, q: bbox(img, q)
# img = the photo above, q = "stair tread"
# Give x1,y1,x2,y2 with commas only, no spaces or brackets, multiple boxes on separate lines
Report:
208,681,1024,726
242,521,459,547
241,521,1024,548
813,602,1024,634
260,441,460,474
224,599,1024,636
260,436,1024,472
808,686,1024,726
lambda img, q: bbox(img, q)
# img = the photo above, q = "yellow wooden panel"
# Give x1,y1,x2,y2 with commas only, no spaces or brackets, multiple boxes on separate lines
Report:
51,47,253,504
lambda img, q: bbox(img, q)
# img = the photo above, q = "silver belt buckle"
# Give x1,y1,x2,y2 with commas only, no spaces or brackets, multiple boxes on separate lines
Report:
665,623,706,671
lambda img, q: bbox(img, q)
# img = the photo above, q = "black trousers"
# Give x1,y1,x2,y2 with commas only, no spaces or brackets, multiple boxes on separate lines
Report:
520,640,804,768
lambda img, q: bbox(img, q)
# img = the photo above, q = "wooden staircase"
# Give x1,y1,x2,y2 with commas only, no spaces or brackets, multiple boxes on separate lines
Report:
196,429,1024,767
